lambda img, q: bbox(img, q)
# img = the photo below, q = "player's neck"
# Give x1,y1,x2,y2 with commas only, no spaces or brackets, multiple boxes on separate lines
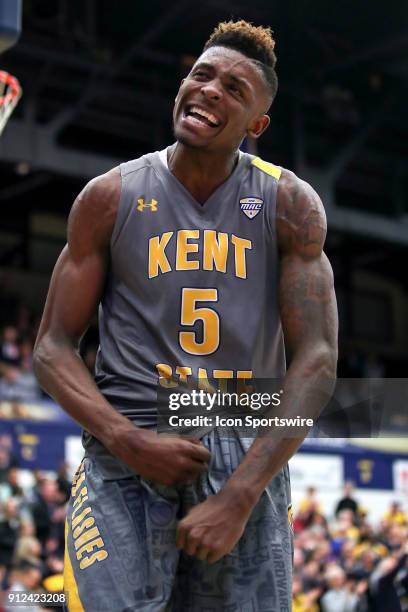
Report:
168,143,239,205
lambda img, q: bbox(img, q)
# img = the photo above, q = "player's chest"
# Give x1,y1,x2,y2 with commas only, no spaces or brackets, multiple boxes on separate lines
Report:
112,171,276,291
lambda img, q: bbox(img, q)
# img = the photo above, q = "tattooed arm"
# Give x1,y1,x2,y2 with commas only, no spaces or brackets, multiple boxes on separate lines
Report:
222,169,339,491
176,169,338,563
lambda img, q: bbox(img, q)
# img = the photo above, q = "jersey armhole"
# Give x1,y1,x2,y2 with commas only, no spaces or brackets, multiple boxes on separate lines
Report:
110,158,152,249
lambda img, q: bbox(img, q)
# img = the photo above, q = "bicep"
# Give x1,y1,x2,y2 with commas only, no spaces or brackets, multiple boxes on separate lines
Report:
279,251,338,360
36,243,108,347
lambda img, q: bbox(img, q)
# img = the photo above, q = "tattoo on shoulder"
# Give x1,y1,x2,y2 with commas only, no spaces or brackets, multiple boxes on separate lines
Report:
277,173,327,257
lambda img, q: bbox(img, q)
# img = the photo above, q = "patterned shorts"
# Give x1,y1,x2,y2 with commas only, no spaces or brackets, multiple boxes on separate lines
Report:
64,430,293,611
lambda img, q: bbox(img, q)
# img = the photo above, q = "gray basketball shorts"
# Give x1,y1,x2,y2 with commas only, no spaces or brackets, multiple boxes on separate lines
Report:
64,430,293,611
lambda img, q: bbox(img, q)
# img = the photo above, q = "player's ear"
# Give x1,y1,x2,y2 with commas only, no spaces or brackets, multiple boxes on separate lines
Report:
247,114,270,139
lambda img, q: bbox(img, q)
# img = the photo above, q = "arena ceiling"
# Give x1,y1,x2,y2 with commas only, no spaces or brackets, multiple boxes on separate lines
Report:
0,0,407,275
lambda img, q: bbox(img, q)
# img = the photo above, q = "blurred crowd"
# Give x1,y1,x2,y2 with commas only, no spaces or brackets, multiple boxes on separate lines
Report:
293,483,408,611
0,437,70,611
0,300,42,406
0,289,98,408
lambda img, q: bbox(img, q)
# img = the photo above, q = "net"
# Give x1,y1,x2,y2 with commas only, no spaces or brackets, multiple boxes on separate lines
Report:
0,70,21,135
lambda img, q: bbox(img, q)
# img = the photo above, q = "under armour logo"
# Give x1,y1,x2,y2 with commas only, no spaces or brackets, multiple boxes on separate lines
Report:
137,198,158,212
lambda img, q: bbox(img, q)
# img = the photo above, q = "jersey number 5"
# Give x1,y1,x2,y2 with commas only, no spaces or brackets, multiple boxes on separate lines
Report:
179,288,220,355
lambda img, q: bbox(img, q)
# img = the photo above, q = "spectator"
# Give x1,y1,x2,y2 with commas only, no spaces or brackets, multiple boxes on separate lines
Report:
292,573,321,612
0,324,42,404
293,547,304,573
385,525,407,553
0,447,11,483
336,509,360,542
13,536,42,567
295,486,325,531
0,468,32,532
0,348,41,404
0,469,21,503
301,559,323,593
30,479,59,548
0,563,7,609
368,551,408,612
5,560,43,612
336,481,359,517
0,437,17,482
0,327,20,368
352,528,388,561
17,339,41,399
56,462,71,503
0,499,22,568
298,486,323,515
320,565,360,612
340,540,356,574
382,502,407,528
352,548,380,581
314,539,333,565
3,469,22,498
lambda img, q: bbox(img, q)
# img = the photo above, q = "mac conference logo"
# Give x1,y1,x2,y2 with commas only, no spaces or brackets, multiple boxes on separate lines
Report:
239,197,263,219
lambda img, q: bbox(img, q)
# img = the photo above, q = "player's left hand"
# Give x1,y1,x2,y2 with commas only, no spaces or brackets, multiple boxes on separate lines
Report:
176,490,252,564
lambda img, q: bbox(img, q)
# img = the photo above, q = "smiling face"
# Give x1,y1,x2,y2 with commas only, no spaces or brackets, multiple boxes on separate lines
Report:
173,46,271,153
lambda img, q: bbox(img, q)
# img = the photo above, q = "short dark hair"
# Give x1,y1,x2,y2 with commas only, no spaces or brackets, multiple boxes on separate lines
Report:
203,20,278,103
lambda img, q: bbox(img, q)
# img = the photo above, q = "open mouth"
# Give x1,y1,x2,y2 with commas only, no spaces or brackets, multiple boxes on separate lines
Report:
184,105,221,128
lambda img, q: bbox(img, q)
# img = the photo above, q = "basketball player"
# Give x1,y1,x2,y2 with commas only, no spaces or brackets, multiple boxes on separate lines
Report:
34,21,338,611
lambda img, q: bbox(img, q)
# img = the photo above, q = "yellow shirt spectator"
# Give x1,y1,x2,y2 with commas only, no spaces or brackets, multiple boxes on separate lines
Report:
382,502,407,526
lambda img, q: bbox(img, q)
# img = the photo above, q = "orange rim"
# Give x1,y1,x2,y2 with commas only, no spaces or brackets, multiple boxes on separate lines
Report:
0,71,21,106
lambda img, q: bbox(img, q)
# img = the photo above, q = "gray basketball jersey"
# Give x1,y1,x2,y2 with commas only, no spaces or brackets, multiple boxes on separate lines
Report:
94,147,286,429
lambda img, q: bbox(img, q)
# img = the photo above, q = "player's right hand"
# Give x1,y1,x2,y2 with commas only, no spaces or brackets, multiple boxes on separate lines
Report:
110,426,211,486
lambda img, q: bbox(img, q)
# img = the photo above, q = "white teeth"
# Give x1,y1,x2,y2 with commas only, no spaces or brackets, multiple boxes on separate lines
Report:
190,106,220,126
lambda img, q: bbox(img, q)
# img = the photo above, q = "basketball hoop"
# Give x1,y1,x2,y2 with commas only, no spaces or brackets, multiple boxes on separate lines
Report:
0,70,21,135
